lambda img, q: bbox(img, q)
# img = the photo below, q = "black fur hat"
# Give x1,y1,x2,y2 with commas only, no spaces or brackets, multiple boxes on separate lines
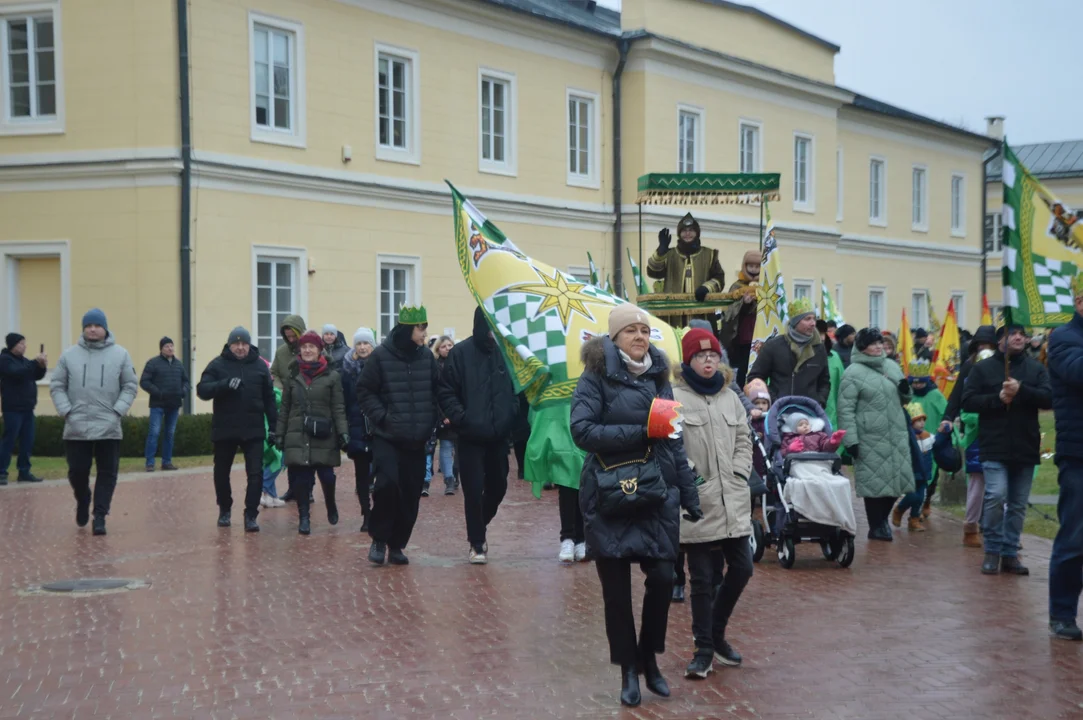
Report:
855,327,883,352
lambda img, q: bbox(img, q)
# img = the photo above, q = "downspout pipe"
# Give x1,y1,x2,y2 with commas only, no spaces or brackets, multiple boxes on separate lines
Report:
176,0,193,414
611,37,630,296
980,140,1002,302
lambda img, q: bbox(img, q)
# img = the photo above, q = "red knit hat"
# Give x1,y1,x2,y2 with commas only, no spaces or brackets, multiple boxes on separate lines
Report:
681,328,722,365
297,330,322,350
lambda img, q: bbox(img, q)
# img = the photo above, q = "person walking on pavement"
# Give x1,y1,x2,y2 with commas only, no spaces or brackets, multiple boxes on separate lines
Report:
1047,275,1083,640
425,335,456,496
0,333,47,485
963,323,1053,576
321,324,349,371
357,305,438,566
49,310,138,535
270,314,306,388
276,331,349,535
341,327,376,532
672,328,754,679
438,307,518,564
259,367,286,509
570,304,702,708
196,327,278,533
746,298,830,406
139,336,189,472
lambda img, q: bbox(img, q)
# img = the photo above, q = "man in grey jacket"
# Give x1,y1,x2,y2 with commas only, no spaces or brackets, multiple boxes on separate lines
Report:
50,309,138,535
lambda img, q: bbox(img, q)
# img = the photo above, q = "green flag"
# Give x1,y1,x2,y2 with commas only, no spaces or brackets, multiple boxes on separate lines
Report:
586,251,600,288
820,279,843,324
627,247,650,295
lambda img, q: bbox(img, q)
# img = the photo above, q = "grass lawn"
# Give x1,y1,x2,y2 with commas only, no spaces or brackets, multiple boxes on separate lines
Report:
24,455,216,481
1031,411,1058,496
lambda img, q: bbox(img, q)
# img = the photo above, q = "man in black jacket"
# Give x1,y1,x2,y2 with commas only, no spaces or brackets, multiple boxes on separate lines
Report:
942,324,997,427
0,333,47,484
963,323,1053,576
746,298,829,406
140,337,189,472
196,327,278,533
357,305,438,566
438,307,517,564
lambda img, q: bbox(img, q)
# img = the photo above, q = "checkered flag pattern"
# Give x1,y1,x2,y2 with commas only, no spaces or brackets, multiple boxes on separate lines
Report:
486,293,569,371
1033,253,1079,314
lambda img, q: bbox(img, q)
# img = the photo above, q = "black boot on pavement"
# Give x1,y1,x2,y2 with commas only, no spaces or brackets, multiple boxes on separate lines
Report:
244,513,260,532
685,651,713,679
76,499,90,527
1000,556,1029,575
1050,619,1083,641
359,514,369,534
217,510,231,528
388,547,409,565
619,665,641,707
92,516,107,536
369,540,387,565
641,653,670,697
18,472,43,483
713,638,742,667
981,552,1000,575
298,508,311,536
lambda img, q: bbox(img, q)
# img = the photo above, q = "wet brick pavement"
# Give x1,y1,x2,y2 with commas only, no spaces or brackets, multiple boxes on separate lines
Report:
0,461,1081,719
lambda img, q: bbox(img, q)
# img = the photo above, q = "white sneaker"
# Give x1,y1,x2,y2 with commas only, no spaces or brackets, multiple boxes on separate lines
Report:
574,542,588,562
268,496,285,508
260,493,271,508
469,546,488,564
559,539,575,563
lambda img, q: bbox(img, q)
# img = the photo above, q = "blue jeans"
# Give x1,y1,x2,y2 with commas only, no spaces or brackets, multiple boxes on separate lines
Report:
1050,458,1083,622
0,411,35,476
263,466,282,498
897,473,928,518
981,461,1034,558
144,407,179,467
439,439,456,486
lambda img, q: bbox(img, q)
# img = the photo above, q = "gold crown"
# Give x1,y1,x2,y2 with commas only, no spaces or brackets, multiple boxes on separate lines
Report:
907,358,933,378
787,297,813,318
398,304,428,325
905,402,927,421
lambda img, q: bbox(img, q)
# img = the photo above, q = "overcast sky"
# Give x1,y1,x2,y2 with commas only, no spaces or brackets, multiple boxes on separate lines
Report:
596,0,1077,145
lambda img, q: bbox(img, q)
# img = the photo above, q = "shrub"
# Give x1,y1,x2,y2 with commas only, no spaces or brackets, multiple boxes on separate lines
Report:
1,414,216,457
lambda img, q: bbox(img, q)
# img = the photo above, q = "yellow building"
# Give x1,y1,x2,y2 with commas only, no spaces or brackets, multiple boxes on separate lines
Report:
0,0,994,414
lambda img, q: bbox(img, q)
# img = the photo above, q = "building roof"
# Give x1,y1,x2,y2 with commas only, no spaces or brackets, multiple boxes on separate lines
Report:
986,140,1083,181
848,93,993,144
694,0,839,51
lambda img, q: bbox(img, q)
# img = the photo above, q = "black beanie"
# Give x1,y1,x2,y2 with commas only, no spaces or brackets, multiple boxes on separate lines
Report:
835,324,856,343
159,336,174,350
5,333,24,351
227,326,252,345
855,327,883,352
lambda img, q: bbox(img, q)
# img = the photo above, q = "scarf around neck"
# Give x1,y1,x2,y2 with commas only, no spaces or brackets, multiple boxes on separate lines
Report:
681,364,726,396
788,325,814,347
299,356,328,385
619,348,653,377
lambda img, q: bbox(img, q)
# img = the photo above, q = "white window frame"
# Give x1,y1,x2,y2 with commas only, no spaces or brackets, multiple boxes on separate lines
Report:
566,88,599,189
374,42,421,165
792,278,814,304
868,286,886,329
835,147,843,222
911,289,929,329
251,246,309,361
0,1,64,136
951,173,967,237
376,254,422,340
911,164,929,232
951,291,966,327
869,156,887,227
739,119,762,174
566,264,591,283
985,210,1003,253
478,67,516,176
792,132,814,213
248,12,305,149
677,104,704,174
0,241,71,382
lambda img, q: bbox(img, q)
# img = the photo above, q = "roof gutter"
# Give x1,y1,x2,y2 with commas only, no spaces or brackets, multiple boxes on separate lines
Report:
176,0,193,413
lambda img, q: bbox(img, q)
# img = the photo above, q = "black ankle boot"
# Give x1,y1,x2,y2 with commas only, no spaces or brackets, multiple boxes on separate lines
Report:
92,515,107,536
298,508,311,535
641,653,670,697
619,665,641,707
320,477,338,525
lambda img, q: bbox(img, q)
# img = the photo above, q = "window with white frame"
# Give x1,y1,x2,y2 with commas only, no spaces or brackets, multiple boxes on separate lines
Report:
869,288,886,329
869,158,885,224
678,107,701,173
911,290,929,329
1,3,61,131
567,265,591,283
835,147,843,221
739,122,760,173
951,174,966,236
479,70,515,173
378,257,419,340
984,211,1003,252
249,13,304,146
911,166,928,230
793,134,813,210
951,292,966,326
255,257,298,360
567,91,597,185
793,279,813,303
375,44,419,163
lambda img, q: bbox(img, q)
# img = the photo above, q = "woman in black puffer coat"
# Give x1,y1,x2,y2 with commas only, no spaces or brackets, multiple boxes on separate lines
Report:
341,327,376,532
571,305,702,709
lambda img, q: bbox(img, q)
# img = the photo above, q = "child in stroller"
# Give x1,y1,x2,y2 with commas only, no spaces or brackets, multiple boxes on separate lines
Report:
758,395,857,569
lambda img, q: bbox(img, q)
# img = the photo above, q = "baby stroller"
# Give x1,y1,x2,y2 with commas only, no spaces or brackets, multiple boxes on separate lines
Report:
754,395,856,569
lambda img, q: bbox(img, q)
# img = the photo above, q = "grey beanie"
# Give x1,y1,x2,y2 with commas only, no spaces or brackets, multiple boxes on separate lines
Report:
227,326,252,345
321,323,338,336
81,308,108,332
353,327,376,346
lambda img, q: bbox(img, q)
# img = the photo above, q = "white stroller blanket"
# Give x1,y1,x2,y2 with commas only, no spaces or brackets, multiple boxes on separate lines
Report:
781,459,857,536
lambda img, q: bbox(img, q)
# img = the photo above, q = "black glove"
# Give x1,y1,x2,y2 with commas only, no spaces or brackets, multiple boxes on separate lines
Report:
340,433,351,450
266,431,277,448
848,444,859,460
897,379,910,395
694,285,709,302
657,228,672,253
228,377,243,391
683,506,704,523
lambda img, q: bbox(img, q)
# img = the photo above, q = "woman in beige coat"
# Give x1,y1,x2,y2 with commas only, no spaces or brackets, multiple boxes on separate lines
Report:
672,329,754,679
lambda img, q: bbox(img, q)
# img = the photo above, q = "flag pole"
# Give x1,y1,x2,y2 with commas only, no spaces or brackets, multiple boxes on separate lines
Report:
759,193,765,251
638,202,643,278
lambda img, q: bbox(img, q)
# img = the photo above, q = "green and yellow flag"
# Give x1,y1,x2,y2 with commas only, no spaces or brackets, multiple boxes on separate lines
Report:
1001,141,1083,327
449,182,682,495
820,279,843,324
586,251,600,288
627,247,650,296
748,203,787,366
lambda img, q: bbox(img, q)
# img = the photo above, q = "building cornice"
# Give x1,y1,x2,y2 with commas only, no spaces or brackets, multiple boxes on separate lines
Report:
839,107,992,158
838,233,983,266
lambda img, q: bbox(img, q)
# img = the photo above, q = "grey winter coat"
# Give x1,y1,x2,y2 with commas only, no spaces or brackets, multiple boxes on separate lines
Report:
50,334,138,441
836,351,914,498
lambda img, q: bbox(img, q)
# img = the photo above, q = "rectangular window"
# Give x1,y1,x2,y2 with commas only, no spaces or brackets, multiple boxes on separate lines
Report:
375,44,420,163
678,107,702,174
951,292,966,326
1,3,62,134
793,279,813,303
912,166,928,230
255,257,297,361
793,134,812,210
567,265,591,283
951,174,966,236
378,54,408,150
567,93,594,182
249,13,304,147
479,70,515,174
869,288,886,329
869,158,885,224
739,121,760,174
836,147,843,221
377,257,420,340
911,290,929,329
984,211,1003,252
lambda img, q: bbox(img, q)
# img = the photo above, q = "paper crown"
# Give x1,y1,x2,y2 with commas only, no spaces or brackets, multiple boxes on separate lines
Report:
907,358,933,378
905,402,927,422
398,304,428,325
787,297,814,318
647,398,684,440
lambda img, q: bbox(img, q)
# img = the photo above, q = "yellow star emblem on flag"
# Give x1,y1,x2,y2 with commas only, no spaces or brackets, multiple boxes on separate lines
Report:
507,266,599,330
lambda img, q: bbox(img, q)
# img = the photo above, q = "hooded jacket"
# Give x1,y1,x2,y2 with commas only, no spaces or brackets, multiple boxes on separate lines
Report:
437,307,517,444
356,324,439,448
746,333,830,407
0,349,47,413
270,314,307,388
196,344,278,442
49,333,139,441
139,353,189,409
324,330,349,371
570,336,700,561
962,348,1053,465
1048,314,1083,460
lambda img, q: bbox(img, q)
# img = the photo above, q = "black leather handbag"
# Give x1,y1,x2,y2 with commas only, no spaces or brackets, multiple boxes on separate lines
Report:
595,447,667,517
300,387,333,439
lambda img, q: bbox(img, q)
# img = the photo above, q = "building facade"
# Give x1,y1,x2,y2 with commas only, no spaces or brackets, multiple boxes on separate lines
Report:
0,0,992,414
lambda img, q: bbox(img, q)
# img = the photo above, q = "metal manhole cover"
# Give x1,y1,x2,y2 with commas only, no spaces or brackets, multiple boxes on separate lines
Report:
22,578,150,596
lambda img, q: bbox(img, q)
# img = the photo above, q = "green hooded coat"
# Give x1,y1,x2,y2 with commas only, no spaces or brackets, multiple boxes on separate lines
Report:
269,314,306,388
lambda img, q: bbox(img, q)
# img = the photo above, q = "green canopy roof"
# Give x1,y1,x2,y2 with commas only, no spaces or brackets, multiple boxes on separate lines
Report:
636,173,781,205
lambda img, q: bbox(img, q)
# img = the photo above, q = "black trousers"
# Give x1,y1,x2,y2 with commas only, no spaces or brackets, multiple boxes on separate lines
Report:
292,465,336,513
729,342,752,389
458,440,509,547
686,539,753,652
674,550,724,589
595,558,675,666
864,496,898,529
213,438,264,517
66,439,120,517
558,486,584,542
514,438,528,479
370,437,427,549
351,450,373,517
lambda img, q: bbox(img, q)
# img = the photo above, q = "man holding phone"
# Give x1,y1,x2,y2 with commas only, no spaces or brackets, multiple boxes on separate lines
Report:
0,333,48,484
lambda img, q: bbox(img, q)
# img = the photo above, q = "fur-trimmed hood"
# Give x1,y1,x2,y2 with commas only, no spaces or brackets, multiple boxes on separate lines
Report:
581,335,670,379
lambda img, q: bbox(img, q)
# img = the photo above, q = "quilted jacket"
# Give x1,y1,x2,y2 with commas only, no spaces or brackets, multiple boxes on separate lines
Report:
836,351,915,498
